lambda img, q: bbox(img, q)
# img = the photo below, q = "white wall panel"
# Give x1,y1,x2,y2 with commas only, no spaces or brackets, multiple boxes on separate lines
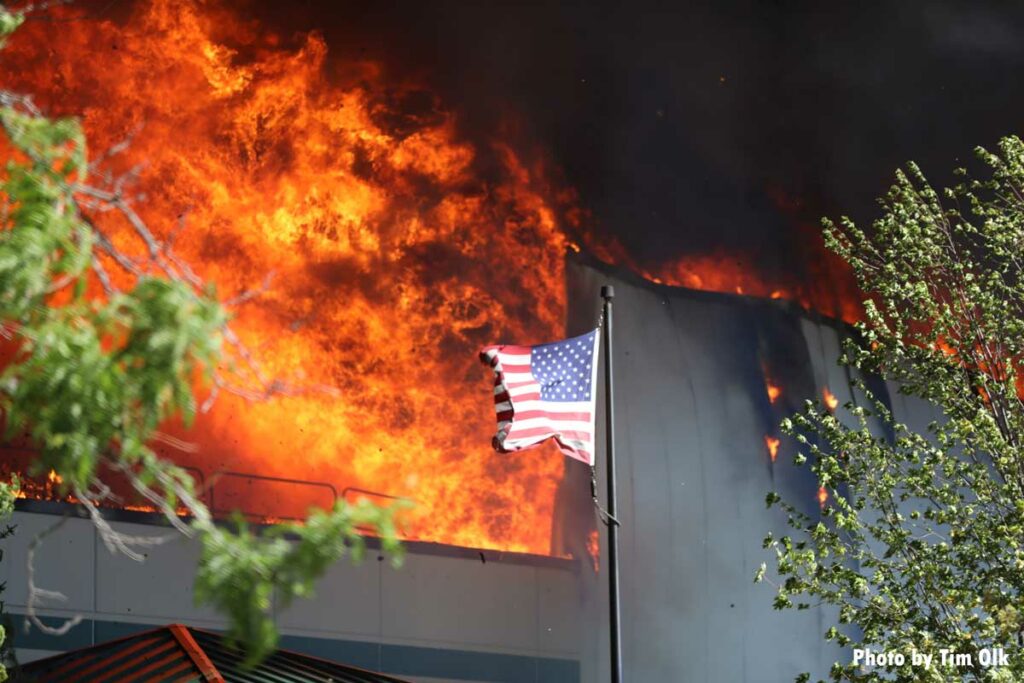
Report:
380,553,537,652
1,512,94,612
535,566,582,655
276,552,382,638
93,519,224,624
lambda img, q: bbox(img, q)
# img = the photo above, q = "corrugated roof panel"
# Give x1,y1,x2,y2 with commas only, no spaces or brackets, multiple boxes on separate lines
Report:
17,624,411,683
19,627,204,683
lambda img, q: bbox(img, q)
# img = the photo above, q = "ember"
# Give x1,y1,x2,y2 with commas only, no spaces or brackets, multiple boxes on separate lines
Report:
822,388,839,411
586,529,600,573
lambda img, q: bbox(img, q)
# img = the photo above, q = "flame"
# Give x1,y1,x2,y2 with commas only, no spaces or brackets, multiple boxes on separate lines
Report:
585,238,815,309
817,486,828,508
586,528,600,573
578,228,863,323
122,504,158,514
0,1,863,555
2,1,572,554
763,436,780,463
1,460,78,504
761,360,781,404
822,388,838,411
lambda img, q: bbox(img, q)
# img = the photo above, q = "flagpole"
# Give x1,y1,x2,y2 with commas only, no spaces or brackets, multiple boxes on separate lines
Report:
600,285,623,683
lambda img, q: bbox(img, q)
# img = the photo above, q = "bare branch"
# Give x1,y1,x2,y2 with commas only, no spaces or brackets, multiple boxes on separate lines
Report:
224,271,276,307
24,515,82,637
75,485,177,561
150,431,199,454
90,257,116,295
87,121,144,174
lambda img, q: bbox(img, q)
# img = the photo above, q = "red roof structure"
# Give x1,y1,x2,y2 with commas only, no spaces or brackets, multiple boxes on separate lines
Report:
17,623,411,683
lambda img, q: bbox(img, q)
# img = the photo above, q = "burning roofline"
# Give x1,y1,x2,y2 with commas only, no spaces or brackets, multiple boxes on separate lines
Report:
567,249,859,332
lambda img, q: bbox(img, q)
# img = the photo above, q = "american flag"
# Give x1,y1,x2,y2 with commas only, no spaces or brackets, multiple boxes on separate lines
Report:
479,329,600,465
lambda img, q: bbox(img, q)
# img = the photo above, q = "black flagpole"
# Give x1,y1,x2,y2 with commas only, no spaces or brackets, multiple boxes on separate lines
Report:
600,285,623,683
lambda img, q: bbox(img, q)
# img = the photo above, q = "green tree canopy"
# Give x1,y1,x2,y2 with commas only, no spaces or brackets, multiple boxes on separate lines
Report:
761,135,1024,682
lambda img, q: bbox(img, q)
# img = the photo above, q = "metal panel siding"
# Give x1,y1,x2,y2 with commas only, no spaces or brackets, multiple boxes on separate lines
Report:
0,513,95,612
275,550,382,638
380,553,537,651
94,521,224,623
557,259,859,682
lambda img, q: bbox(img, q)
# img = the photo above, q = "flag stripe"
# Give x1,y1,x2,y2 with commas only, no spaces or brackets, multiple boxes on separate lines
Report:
500,363,532,373
511,409,590,421
507,426,592,442
479,329,600,466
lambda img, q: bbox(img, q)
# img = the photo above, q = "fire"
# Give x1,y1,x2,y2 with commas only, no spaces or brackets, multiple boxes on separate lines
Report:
1,1,571,554
817,486,828,508
1,459,77,503
0,1,862,555
761,360,781,404
822,388,838,411
578,228,863,324
763,436,780,463
586,529,600,573
584,238,814,310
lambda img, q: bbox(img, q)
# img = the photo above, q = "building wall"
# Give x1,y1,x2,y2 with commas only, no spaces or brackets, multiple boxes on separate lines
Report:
1,511,582,682
554,258,910,682
2,259,934,681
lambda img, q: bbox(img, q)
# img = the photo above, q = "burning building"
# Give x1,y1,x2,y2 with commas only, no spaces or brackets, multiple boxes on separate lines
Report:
0,0,1001,680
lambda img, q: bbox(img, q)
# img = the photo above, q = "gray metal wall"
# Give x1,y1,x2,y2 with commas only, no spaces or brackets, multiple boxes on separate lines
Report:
554,258,895,682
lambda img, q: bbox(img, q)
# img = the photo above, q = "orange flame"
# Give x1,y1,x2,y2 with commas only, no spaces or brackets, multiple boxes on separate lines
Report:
817,486,828,508
586,528,600,573
822,388,838,411
763,436,780,463
1,461,76,504
579,224,863,324
0,1,863,555
2,1,573,554
761,360,781,403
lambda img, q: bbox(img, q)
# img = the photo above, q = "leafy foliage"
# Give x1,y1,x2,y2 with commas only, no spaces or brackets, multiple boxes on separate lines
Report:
760,136,1024,682
196,500,403,667
0,6,402,667
0,475,18,683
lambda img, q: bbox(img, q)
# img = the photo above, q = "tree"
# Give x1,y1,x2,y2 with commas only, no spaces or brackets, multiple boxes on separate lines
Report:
0,4,401,667
0,476,19,682
759,134,1024,682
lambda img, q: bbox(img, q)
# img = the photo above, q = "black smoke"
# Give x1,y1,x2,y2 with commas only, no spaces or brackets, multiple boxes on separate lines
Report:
80,0,1024,280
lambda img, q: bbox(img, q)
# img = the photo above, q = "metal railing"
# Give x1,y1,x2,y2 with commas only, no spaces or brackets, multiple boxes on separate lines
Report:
207,470,338,522
2,446,403,524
